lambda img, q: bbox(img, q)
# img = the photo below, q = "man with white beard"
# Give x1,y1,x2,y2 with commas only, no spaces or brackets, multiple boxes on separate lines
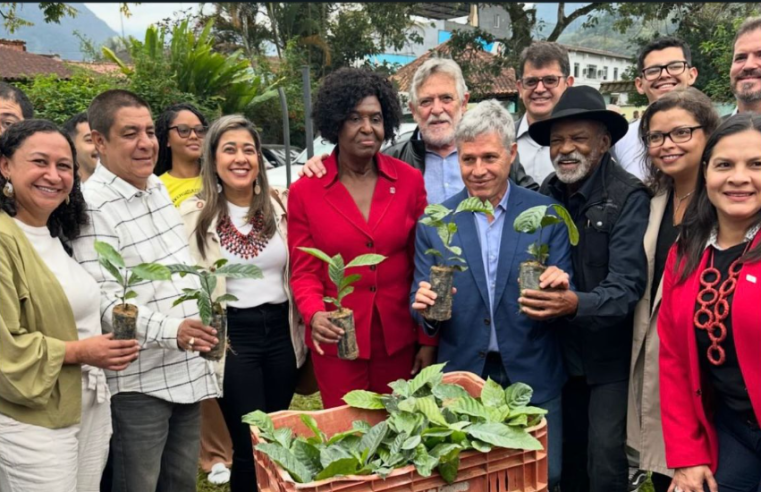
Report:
519,86,650,492
300,58,539,203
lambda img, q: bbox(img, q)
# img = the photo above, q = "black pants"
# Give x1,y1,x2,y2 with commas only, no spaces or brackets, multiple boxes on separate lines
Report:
218,302,298,492
561,376,629,492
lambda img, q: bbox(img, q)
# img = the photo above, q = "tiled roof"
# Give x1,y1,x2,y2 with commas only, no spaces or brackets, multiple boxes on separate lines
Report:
67,61,128,76
390,42,518,99
0,45,71,80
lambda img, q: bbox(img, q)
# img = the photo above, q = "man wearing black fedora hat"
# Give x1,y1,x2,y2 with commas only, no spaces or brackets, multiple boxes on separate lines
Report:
520,85,650,492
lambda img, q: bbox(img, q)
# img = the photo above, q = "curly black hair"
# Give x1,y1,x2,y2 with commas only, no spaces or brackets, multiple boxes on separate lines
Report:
312,68,402,145
154,103,209,176
0,119,88,244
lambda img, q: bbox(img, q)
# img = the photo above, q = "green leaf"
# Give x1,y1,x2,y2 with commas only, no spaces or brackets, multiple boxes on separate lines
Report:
539,215,561,228
466,422,544,451
165,263,200,276
273,428,293,449
422,427,453,438
213,258,229,269
432,383,470,401
200,274,217,298
291,440,322,478
345,254,387,269
215,293,238,304
397,397,418,413
214,263,263,279
412,445,439,477
328,254,345,288
198,293,213,326
352,420,371,433
342,390,385,410
510,405,549,417
505,382,533,408
447,245,462,256
388,411,419,436
320,445,353,468
449,395,490,420
401,434,421,450
124,290,138,300
300,414,325,443
550,203,580,246
416,396,448,426
481,377,506,408
487,405,512,423
408,362,447,395
455,196,494,215
436,447,461,484
127,271,143,286
171,293,199,308
98,256,124,284
323,296,339,307
388,379,410,398
423,203,452,222
507,414,528,427
326,428,362,445
339,274,361,291
471,439,493,453
242,410,274,434
314,457,360,481
94,240,125,268
132,263,171,281
358,421,388,464
336,286,354,304
513,205,548,235
255,442,314,483
424,248,443,257
436,224,453,249
298,247,335,266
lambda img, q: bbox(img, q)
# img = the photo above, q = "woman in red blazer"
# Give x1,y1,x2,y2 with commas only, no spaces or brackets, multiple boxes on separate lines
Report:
288,68,436,408
659,113,761,492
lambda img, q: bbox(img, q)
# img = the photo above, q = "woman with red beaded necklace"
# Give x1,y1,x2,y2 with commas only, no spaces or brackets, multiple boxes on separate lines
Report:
179,115,308,492
659,112,761,492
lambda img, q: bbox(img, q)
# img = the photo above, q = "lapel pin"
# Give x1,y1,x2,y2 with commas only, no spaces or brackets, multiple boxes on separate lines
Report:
747,274,757,284
390,187,396,194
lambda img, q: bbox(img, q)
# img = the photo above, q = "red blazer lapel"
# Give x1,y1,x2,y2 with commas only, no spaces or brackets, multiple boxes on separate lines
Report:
731,234,761,422
367,154,399,233
676,250,710,400
322,154,373,240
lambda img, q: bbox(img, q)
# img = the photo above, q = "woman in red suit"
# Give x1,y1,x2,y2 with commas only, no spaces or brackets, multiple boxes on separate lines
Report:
288,68,437,408
659,113,761,492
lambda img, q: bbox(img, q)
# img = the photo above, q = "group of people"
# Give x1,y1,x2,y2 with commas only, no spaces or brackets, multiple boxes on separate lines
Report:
0,15,759,492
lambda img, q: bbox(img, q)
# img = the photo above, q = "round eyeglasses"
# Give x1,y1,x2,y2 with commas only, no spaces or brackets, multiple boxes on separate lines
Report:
644,125,703,148
519,75,567,89
641,61,690,81
169,124,208,138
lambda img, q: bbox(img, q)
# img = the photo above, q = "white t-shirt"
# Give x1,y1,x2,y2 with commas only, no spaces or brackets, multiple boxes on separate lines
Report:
611,120,647,181
221,203,288,308
516,116,555,185
15,218,108,401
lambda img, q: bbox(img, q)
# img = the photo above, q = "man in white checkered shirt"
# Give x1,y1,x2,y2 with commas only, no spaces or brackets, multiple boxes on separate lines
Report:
71,90,219,492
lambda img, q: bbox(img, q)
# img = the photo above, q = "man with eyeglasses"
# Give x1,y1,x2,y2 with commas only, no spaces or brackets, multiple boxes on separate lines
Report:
611,37,698,181
0,82,33,136
515,42,575,184
729,16,761,116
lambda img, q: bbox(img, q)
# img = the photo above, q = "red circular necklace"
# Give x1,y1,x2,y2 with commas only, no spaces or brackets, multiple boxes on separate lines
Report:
217,210,269,259
694,243,750,366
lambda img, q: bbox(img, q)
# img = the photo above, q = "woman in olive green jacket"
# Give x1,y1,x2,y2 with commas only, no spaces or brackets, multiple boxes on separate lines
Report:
0,119,139,491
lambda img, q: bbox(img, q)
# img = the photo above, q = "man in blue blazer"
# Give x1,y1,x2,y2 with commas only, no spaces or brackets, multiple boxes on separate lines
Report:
410,99,575,488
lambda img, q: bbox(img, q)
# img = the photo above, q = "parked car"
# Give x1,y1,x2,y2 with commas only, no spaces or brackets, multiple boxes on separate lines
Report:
262,144,302,168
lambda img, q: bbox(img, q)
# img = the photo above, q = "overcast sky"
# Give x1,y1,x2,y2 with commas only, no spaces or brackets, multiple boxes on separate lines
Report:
84,3,206,38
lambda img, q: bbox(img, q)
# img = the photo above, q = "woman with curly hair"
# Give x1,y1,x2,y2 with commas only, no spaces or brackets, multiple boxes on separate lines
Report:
0,119,139,491
288,67,437,409
154,103,209,207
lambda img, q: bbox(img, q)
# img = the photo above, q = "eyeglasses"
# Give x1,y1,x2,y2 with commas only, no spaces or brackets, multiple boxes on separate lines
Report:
641,61,690,81
169,124,208,138
519,75,567,89
644,125,703,147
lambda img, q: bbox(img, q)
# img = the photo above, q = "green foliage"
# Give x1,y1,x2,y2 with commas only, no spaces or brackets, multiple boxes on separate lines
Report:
246,364,546,484
94,240,171,307
513,204,579,265
297,248,386,310
167,259,263,325
18,70,124,125
419,197,494,272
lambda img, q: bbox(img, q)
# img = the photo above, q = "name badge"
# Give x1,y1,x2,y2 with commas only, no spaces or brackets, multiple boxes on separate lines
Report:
747,274,757,284
390,187,396,194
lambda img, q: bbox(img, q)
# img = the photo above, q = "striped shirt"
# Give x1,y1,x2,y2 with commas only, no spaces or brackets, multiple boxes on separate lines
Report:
71,163,219,403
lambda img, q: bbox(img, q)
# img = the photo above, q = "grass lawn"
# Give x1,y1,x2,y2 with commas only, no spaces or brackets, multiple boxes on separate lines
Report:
195,392,657,492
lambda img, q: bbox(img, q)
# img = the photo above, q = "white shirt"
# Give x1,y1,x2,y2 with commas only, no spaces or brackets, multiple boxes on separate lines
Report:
706,223,761,250
221,203,288,308
611,120,647,181
71,163,219,403
15,219,109,403
516,116,555,185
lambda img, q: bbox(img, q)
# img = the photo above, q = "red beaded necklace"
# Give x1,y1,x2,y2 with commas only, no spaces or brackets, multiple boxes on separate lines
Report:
694,242,751,366
216,210,269,259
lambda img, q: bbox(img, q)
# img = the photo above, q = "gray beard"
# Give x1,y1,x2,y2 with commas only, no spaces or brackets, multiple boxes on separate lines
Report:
735,84,761,103
552,149,599,184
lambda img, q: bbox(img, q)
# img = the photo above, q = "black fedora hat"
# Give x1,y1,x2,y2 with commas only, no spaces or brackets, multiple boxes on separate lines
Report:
528,86,630,146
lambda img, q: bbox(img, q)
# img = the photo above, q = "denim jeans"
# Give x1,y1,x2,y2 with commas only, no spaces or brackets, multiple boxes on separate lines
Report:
560,376,629,492
707,403,761,492
219,302,298,492
482,352,563,488
110,392,201,492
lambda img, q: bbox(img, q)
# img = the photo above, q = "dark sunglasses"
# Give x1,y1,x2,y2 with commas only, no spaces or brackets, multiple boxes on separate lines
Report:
169,124,208,138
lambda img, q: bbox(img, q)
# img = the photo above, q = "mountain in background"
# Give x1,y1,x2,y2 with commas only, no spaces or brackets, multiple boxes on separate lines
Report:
0,3,118,61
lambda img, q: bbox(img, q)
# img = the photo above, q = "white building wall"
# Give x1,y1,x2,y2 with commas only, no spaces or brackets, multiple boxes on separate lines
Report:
566,48,634,91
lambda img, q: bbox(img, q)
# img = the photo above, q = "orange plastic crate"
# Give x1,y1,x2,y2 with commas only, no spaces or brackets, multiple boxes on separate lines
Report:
251,371,548,492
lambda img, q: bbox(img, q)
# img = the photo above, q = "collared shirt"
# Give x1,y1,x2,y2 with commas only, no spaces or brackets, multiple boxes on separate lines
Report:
424,149,463,204
516,116,555,185
706,223,761,250
71,162,219,403
473,185,511,353
611,120,647,181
